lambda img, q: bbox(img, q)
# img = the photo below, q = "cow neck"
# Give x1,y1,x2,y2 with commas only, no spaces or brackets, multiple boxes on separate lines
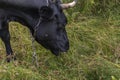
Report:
33,0,49,36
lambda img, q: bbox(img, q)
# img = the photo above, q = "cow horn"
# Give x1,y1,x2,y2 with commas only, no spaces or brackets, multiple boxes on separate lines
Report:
60,0,77,9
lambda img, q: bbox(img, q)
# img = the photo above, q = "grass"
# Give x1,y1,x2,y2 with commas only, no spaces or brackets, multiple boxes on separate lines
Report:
0,15,120,80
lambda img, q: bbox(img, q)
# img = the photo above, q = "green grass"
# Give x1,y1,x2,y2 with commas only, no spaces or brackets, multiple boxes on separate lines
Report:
0,15,120,80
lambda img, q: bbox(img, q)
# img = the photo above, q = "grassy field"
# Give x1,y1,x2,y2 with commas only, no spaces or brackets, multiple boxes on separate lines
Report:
0,15,120,80
0,16,120,80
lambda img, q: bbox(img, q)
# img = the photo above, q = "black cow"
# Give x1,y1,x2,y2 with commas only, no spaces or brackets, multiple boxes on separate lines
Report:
0,0,77,62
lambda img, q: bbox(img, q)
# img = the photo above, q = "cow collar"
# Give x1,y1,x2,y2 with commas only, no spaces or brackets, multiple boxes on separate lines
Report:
30,16,42,67
33,0,49,36
31,0,59,66
31,0,56,66
34,17,42,37
47,0,49,6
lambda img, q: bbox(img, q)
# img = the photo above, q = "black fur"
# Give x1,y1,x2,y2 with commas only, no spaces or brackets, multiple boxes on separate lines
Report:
0,0,69,62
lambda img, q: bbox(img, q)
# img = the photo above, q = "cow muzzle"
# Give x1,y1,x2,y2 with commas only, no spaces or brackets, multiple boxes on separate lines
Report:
51,31,69,55
50,36,69,56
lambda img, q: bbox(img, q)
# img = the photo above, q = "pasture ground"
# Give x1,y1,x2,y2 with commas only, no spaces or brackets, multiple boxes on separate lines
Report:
0,15,120,80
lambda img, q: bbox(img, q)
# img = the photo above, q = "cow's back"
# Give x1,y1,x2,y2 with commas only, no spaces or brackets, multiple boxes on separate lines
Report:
0,0,48,9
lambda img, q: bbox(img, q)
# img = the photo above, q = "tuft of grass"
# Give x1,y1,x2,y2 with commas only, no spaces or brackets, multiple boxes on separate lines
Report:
0,63,43,80
83,55,120,80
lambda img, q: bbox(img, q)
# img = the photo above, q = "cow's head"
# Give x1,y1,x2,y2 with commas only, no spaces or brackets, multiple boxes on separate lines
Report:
35,0,77,56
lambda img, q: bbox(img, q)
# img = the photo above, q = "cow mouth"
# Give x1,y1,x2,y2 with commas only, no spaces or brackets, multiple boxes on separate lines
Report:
49,40,69,56
36,39,69,56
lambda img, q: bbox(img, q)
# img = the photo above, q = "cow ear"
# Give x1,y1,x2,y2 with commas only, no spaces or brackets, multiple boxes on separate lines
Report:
40,6,53,19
